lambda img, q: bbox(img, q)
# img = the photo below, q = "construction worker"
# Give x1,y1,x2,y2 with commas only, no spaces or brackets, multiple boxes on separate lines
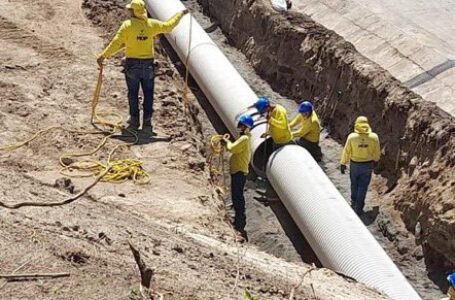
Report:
289,101,322,161
340,116,380,216
251,97,292,149
442,273,455,300
220,114,254,239
97,0,189,134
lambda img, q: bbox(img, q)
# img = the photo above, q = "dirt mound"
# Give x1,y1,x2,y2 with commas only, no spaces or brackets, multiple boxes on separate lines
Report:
198,0,455,269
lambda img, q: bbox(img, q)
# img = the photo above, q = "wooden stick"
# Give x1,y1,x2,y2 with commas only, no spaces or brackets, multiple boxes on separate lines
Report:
0,272,70,280
0,167,111,209
0,260,31,289
128,240,154,290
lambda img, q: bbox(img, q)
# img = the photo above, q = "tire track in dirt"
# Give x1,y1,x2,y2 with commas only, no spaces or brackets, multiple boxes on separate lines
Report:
0,15,73,60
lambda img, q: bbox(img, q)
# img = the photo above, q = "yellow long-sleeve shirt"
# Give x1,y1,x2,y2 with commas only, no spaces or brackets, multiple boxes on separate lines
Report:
227,135,251,175
289,111,321,143
100,12,184,59
268,105,292,145
340,132,381,165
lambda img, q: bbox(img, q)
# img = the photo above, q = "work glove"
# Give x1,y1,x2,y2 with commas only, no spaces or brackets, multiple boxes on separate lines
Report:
340,165,347,174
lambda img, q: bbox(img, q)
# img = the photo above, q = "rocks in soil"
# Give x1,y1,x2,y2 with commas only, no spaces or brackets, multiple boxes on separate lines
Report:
172,245,184,254
377,218,397,242
397,243,410,255
188,157,205,171
62,251,90,265
54,177,75,194
412,246,424,261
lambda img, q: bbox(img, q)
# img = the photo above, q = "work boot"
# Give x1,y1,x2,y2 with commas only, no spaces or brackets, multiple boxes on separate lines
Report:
126,116,140,133
234,229,248,243
142,118,157,137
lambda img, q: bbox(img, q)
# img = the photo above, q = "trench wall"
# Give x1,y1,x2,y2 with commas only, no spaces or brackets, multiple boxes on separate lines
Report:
198,0,455,268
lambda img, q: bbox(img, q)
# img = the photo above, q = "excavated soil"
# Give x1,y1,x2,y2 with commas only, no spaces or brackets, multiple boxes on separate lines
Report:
198,0,455,276
0,0,390,299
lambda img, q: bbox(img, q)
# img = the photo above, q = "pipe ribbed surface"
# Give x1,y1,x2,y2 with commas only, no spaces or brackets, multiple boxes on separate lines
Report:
145,1,421,299
145,0,260,133
267,146,420,299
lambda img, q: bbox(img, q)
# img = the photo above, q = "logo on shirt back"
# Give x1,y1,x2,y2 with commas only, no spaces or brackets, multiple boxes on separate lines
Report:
358,138,368,148
137,30,148,41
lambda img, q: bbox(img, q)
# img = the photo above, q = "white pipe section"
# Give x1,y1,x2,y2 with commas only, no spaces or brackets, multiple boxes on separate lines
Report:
145,1,421,299
145,0,266,150
267,146,421,300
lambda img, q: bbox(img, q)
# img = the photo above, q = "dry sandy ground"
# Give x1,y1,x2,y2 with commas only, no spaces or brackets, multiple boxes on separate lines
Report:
0,0,388,299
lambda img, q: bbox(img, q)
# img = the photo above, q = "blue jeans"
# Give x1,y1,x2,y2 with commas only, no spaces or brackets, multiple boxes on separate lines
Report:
349,161,373,215
231,172,247,231
124,58,155,122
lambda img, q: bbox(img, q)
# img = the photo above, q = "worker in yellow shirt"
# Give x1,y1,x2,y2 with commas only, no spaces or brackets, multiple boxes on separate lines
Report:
340,116,381,216
250,97,292,148
221,114,254,239
97,0,189,135
289,101,322,161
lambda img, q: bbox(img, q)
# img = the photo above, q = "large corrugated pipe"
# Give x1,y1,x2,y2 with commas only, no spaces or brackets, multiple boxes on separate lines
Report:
267,146,421,300
145,1,421,299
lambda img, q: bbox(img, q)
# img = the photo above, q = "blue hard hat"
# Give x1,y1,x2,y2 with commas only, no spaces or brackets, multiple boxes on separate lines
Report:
448,273,455,286
238,114,254,128
254,97,270,114
298,101,313,113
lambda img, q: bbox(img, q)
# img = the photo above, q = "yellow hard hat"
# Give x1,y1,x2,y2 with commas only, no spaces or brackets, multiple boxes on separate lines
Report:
354,116,372,134
126,0,145,10
355,116,369,125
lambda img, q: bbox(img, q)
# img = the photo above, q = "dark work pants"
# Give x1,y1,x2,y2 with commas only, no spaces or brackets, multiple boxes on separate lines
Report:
231,171,247,231
296,138,322,162
124,58,155,123
349,161,373,216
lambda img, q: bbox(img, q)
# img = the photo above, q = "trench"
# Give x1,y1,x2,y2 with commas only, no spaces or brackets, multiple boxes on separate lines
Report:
160,1,450,299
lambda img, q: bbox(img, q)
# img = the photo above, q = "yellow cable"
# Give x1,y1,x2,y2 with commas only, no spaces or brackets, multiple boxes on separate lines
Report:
0,65,151,185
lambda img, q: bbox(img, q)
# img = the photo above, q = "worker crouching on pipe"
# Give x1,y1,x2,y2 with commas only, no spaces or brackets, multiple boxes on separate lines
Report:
97,0,189,135
250,97,293,149
220,114,254,241
289,101,322,162
340,116,381,216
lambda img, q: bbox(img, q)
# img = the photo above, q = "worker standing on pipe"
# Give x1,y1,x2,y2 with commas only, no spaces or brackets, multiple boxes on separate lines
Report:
340,116,380,216
220,114,254,240
250,97,292,149
290,101,322,161
96,0,189,135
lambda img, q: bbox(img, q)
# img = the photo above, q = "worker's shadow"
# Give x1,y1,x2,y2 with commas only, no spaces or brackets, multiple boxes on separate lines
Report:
111,129,171,145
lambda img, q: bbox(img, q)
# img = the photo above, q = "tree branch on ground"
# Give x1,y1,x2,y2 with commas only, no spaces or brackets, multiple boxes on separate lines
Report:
128,240,155,300
0,168,110,209
0,272,70,281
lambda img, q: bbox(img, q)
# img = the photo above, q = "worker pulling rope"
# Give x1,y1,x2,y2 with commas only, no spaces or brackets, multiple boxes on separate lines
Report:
207,134,230,194
0,66,151,209
60,65,151,185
